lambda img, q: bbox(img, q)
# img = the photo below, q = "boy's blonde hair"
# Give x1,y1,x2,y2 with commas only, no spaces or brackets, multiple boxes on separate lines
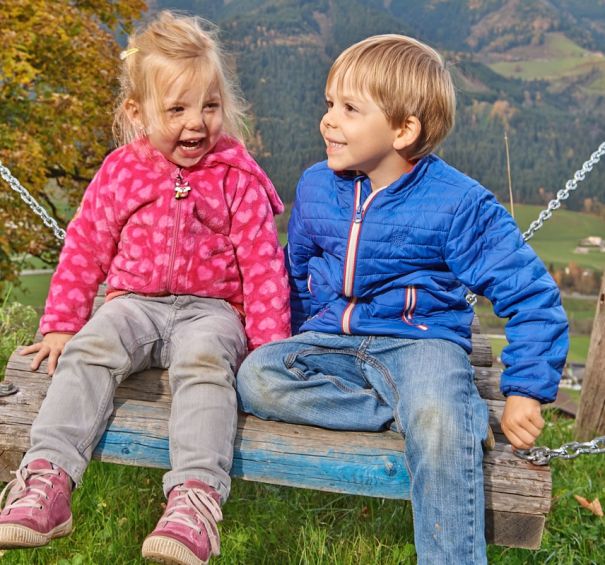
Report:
327,34,455,160
113,11,247,146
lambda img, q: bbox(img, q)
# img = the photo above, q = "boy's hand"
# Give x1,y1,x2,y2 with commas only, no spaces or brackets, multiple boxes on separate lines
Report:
20,332,74,376
501,395,544,450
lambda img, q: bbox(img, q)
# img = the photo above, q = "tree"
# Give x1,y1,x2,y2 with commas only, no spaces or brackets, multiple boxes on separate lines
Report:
0,0,146,287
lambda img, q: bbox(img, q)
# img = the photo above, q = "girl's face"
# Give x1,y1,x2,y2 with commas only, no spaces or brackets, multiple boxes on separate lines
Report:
145,72,224,169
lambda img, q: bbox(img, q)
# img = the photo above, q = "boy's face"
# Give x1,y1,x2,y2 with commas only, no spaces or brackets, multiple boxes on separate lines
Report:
320,81,413,189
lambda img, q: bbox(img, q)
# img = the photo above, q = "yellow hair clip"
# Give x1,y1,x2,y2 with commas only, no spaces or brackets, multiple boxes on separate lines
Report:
119,48,139,61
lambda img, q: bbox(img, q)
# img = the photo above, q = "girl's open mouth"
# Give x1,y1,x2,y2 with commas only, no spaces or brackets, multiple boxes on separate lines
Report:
179,139,203,150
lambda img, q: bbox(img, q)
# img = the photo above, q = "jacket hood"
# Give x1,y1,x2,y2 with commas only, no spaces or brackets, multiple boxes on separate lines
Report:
204,136,284,215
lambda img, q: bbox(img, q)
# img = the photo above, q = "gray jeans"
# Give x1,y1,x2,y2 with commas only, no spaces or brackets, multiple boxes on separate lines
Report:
22,294,246,501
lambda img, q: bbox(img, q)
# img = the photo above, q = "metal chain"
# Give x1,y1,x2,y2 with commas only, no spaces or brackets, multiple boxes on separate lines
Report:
0,161,66,240
523,141,605,240
466,140,605,306
514,436,605,466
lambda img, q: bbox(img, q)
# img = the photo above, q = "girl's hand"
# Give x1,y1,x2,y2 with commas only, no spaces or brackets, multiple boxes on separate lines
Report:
20,332,74,376
501,395,544,450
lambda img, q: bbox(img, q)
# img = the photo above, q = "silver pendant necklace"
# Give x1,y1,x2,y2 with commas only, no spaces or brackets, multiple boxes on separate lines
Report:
174,168,191,200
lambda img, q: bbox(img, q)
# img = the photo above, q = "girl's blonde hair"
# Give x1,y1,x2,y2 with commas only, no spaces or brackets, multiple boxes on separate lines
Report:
113,11,247,146
327,34,456,160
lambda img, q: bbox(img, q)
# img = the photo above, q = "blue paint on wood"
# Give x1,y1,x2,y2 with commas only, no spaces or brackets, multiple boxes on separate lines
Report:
94,426,411,499
94,429,171,468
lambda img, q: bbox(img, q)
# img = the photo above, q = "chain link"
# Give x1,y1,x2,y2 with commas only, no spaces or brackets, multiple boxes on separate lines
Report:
0,161,66,240
514,436,605,466
466,140,605,306
523,141,605,241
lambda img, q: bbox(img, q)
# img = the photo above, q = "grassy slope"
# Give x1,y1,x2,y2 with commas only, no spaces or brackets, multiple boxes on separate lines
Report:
507,204,605,271
488,32,605,92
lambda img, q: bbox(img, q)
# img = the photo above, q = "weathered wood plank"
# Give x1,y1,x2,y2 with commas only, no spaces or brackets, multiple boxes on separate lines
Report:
486,510,545,550
0,450,24,483
4,352,506,403
576,275,605,439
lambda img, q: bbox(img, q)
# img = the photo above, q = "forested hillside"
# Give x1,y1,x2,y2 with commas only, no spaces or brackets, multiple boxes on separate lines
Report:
156,0,605,208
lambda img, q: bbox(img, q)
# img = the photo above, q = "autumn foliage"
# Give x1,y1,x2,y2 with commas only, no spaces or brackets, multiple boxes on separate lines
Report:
0,0,146,286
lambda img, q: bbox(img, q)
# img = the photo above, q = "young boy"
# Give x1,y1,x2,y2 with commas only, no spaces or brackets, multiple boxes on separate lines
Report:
237,35,568,563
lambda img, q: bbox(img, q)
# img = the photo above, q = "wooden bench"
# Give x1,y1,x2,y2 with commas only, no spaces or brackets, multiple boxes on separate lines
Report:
0,304,551,550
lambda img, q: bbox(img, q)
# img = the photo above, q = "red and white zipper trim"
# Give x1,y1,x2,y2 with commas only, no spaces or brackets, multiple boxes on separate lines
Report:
341,179,384,334
341,297,357,334
402,286,428,331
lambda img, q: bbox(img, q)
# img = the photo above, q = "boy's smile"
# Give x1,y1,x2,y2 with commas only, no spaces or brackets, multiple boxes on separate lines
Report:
320,83,414,190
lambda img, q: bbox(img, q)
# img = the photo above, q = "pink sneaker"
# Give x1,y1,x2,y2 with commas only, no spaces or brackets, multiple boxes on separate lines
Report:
142,480,222,565
0,459,72,548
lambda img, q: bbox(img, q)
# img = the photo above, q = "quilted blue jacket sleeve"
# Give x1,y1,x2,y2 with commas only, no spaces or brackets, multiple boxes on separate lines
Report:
444,186,568,403
286,174,321,334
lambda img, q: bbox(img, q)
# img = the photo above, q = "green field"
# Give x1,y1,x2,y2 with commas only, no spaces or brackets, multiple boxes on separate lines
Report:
507,204,605,271
9,273,51,310
489,334,590,365
489,32,605,91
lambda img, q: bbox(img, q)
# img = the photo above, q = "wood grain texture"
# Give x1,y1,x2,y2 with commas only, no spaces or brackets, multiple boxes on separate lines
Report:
0,450,24,483
576,275,605,439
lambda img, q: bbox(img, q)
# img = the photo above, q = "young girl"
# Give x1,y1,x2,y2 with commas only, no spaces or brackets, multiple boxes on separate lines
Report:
0,11,290,565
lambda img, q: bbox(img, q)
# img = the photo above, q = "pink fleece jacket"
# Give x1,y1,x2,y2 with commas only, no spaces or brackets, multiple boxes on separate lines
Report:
40,135,291,350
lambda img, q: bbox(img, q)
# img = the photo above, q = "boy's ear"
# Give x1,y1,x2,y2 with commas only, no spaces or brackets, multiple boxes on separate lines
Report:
393,116,421,152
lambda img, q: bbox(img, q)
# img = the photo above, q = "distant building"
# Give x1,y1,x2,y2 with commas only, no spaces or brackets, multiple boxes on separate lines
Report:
580,236,603,247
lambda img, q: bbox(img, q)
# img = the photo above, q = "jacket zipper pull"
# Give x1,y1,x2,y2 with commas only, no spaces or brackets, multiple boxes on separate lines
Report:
174,168,191,200
354,204,363,223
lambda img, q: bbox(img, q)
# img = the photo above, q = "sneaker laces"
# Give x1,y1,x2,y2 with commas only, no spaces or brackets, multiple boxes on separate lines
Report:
161,486,223,556
0,465,59,512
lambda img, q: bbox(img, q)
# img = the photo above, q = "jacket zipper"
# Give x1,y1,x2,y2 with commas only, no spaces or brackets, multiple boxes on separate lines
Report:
341,179,383,334
166,169,184,291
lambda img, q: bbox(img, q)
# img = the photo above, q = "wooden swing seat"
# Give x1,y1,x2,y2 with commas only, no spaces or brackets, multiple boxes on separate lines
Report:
0,294,551,550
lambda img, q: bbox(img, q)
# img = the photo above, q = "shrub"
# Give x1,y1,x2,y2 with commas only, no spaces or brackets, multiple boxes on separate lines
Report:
0,301,37,373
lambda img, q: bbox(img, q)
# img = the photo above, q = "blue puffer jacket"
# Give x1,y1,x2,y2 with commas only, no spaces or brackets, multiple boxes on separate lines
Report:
287,155,568,403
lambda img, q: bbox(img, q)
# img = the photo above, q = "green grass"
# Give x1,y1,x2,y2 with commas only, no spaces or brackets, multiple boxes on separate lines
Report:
0,301,38,375
8,274,52,311
489,32,605,88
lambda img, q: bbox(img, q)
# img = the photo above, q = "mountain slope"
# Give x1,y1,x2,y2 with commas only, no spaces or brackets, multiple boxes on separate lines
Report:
155,0,605,207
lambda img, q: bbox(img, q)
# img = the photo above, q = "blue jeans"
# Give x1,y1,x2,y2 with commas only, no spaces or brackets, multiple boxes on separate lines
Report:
237,331,489,564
